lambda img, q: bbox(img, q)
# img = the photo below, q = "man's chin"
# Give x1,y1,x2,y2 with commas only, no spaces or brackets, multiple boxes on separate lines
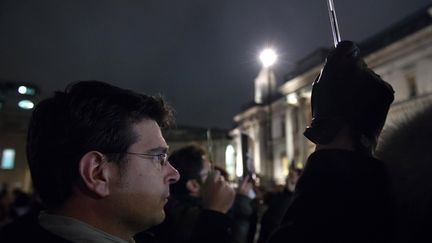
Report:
154,210,166,225
136,210,166,231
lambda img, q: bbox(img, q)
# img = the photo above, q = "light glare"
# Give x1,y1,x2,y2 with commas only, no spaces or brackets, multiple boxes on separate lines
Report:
18,86,27,94
18,100,34,109
287,93,298,105
18,85,36,95
259,48,277,67
1,149,15,170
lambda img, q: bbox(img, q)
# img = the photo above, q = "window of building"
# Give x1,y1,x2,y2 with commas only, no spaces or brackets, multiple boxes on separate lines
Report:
280,117,286,138
403,66,417,98
406,72,417,98
281,152,289,177
292,107,299,133
1,148,15,170
225,145,236,180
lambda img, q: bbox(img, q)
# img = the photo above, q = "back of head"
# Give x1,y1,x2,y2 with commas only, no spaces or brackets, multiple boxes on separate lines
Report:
27,81,174,209
376,102,432,242
168,145,207,196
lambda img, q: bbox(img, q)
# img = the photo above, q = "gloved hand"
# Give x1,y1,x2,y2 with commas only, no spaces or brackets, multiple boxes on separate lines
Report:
304,40,394,146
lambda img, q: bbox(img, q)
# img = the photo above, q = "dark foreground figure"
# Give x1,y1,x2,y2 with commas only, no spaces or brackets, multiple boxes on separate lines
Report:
268,41,395,243
377,103,432,243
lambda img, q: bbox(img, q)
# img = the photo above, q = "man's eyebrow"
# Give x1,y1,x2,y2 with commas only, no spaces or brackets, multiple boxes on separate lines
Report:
147,146,169,153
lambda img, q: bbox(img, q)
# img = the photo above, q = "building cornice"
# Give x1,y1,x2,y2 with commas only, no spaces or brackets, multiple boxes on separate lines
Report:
279,65,321,95
365,25,432,71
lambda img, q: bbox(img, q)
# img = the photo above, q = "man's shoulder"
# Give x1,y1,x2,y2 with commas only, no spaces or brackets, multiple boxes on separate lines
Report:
0,219,72,243
307,149,385,171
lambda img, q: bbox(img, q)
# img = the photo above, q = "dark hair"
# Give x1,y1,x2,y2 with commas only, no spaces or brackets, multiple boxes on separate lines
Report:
26,81,174,209
376,103,432,241
168,144,207,196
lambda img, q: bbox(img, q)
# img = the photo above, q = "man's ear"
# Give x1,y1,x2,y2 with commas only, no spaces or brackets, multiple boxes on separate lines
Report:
78,151,111,198
186,179,201,195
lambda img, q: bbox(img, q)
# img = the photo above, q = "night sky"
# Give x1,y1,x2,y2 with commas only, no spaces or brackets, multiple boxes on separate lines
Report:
0,0,430,129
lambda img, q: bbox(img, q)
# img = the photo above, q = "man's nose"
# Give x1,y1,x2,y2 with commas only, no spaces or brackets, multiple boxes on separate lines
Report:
166,161,180,184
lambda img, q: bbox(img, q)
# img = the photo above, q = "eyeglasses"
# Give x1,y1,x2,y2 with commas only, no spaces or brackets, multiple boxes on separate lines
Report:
125,152,168,168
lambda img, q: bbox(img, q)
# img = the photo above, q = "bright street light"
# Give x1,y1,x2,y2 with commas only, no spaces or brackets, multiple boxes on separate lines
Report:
18,100,34,109
259,48,277,67
18,85,36,95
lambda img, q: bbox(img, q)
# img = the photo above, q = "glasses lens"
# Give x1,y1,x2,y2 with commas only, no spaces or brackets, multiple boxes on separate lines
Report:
159,154,167,166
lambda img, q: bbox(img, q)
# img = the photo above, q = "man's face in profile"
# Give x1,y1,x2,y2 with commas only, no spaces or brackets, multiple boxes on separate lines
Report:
107,119,180,231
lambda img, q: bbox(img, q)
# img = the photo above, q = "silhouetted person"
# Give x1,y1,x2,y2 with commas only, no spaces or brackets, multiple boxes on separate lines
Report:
376,103,432,243
0,184,11,228
1,191,44,239
0,81,180,243
257,163,302,243
268,41,395,243
9,189,32,219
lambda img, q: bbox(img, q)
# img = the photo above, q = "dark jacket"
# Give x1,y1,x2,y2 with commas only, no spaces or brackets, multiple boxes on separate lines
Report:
257,188,293,243
0,218,72,243
228,194,255,243
269,149,393,243
140,195,232,243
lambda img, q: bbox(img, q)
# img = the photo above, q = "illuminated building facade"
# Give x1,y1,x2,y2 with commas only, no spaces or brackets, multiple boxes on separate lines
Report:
230,4,432,184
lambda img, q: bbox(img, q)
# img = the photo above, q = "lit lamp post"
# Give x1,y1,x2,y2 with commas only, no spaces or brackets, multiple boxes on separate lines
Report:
259,48,277,178
259,48,277,68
